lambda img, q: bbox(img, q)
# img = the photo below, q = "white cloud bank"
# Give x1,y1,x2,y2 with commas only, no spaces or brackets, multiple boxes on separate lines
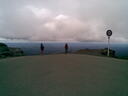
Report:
0,0,128,43
25,6,109,42
0,6,107,42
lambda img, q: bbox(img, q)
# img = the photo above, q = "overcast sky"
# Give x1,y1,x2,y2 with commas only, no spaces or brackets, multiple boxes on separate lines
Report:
0,0,128,42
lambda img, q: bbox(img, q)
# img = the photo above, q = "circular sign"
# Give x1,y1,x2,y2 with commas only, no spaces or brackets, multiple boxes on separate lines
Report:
106,30,112,36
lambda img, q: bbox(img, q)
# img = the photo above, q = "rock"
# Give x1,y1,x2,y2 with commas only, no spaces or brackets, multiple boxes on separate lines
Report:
0,43,9,52
9,47,24,57
0,43,24,58
0,43,11,58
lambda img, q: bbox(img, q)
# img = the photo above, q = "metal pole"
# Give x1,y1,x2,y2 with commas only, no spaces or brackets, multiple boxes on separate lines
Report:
107,36,110,56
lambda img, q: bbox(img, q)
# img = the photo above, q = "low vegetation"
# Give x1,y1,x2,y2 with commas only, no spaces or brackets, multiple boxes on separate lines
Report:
75,48,116,57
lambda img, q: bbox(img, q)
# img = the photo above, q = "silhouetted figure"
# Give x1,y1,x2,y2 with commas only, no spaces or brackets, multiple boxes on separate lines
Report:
40,43,44,55
65,43,69,54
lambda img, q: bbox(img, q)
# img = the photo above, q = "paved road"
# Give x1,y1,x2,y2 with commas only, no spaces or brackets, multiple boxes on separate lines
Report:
0,54,128,96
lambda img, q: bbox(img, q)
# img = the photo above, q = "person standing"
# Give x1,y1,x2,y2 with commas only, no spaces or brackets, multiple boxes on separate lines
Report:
40,43,44,55
65,43,69,54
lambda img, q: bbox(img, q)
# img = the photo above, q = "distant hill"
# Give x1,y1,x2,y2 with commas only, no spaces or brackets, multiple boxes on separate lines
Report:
0,43,24,58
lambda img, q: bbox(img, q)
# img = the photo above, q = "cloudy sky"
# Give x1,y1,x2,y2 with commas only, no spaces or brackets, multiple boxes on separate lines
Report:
0,0,128,42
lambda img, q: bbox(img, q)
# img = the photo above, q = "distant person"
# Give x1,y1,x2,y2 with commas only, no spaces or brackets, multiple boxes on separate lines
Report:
40,43,44,55
65,43,69,54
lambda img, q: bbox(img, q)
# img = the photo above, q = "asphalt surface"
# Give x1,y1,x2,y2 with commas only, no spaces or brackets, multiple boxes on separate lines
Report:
0,54,128,96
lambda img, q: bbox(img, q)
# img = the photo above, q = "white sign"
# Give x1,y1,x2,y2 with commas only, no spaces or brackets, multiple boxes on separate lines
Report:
106,30,112,57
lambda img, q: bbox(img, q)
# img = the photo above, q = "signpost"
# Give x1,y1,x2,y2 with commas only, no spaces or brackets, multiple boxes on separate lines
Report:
106,30,112,57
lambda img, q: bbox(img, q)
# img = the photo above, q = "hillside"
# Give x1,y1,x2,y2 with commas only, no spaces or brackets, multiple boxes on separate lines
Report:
0,54,128,96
